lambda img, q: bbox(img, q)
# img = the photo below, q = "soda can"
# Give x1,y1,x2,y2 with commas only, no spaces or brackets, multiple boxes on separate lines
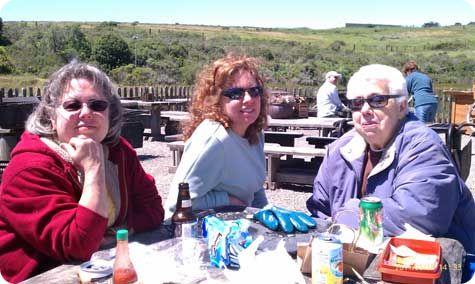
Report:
312,233,343,284
357,196,384,251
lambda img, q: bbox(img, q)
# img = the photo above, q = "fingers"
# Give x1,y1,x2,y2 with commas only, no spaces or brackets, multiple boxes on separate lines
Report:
253,207,317,234
253,210,279,230
60,142,75,157
61,136,104,171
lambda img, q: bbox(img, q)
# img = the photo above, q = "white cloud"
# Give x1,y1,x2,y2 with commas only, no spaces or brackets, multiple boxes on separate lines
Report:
0,0,11,12
465,0,475,11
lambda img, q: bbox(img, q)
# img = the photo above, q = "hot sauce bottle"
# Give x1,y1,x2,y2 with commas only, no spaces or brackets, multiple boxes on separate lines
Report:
112,229,138,284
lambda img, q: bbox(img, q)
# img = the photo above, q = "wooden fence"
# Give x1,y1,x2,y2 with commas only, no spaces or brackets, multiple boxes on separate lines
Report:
0,85,456,123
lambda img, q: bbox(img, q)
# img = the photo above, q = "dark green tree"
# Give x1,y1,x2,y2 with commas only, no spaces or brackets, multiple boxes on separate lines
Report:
64,25,91,60
0,46,14,73
92,33,132,71
0,17,11,45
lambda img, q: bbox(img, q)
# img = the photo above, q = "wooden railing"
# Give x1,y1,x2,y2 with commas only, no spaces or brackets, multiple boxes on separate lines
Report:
0,85,458,123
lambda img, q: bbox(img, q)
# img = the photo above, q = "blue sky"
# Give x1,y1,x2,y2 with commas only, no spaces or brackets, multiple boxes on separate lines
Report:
1,0,475,29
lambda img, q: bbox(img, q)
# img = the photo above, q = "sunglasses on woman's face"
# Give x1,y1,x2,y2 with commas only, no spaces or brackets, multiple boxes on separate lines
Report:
61,99,109,112
347,94,404,111
222,86,263,100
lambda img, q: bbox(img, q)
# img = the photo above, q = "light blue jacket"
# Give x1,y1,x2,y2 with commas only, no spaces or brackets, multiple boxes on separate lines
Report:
165,119,268,219
307,113,475,253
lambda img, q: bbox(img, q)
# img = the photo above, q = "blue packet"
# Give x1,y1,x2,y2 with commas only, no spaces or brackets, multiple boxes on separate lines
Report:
203,216,253,269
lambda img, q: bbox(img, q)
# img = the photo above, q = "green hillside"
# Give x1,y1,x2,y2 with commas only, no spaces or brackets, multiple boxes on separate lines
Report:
0,20,474,90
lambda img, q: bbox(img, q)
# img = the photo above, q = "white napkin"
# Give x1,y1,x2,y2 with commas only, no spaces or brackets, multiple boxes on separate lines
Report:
225,236,306,284
398,223,435,241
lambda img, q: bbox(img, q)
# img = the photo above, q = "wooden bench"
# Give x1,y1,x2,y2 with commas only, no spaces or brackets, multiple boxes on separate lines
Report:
264,144,325,190
166,141,326,189
264,131,303,147
306,136,337,148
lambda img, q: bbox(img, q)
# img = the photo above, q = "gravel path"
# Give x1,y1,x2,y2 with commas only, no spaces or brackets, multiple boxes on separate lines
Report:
136,132,475,213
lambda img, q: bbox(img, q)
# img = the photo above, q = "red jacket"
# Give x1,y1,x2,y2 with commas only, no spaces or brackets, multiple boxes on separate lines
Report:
0,132,164,283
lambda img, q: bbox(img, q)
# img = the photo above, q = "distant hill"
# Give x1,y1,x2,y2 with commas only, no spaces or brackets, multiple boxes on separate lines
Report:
345,23,402,28
0,21,474,90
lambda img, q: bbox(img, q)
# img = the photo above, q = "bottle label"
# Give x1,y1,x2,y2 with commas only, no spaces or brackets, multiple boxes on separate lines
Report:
175,221,197,238
181,199,192,208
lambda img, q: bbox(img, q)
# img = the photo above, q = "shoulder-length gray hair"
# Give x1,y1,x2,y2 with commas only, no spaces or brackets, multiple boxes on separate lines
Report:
26,61,123,145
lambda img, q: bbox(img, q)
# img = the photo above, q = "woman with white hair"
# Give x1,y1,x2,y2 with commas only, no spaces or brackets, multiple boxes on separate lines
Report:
307,64,475,255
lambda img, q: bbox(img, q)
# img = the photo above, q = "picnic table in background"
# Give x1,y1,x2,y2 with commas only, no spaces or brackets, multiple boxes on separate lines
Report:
306,136,338,149
120,101,188,141
267,116,351,137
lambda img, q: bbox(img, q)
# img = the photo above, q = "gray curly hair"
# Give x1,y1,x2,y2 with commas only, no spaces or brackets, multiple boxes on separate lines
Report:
26,61,123,145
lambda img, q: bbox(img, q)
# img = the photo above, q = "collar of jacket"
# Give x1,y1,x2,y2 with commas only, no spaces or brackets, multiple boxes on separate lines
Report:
339,129,398,178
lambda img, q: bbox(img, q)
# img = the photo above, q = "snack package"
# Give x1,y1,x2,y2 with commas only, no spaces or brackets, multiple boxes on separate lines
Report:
203,216,253,269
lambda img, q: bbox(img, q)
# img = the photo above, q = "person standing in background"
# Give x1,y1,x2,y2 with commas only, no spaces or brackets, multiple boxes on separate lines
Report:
316,71,348,118
164,54,269,219
403,60,438,123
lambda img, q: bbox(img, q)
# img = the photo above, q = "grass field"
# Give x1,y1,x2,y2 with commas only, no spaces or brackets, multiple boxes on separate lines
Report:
2,21,475,89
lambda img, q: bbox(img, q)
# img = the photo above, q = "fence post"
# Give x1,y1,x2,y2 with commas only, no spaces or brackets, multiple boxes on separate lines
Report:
0,88,4,98
165,86,169,99
151,86,156,101
21,88,27,97
7,88,13,97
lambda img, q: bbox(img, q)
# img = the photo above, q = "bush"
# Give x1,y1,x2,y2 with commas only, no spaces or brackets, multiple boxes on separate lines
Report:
92,33,132,71
0,46,14,74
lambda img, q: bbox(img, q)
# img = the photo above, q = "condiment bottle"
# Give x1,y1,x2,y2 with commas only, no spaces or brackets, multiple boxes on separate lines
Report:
172,182,197,238
112,229,138,284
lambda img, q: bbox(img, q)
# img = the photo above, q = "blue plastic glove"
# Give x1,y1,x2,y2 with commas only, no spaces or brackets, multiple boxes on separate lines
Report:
253,206,316,233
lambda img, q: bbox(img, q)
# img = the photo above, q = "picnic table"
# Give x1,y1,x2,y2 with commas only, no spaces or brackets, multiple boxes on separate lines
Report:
264,131,303,147
21,207,465,284
120,100,188,141
267,116,351,136
306,136,338,149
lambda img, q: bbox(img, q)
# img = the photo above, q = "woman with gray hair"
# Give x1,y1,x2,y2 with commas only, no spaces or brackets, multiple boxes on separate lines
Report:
0,61,164,283
307,64,475,255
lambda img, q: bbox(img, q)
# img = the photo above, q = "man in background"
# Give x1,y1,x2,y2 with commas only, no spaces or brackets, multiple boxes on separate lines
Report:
316,71,348,118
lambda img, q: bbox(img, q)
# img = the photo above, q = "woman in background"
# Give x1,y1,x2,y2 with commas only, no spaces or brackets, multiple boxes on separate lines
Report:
0,62,164,283
403,60,438,123
165,54,269,218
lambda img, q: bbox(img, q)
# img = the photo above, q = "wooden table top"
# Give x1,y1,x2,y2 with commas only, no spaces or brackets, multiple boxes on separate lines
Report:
267,116,349,129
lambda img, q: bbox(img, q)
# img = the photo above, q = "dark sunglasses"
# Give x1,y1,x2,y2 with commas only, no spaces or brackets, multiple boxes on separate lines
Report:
61,99,109,112
222,86,263,100
347,94,404,111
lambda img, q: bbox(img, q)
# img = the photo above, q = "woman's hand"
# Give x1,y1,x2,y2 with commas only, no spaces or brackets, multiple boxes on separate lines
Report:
228,194,246,206
61,136,109,218
61,136,104,174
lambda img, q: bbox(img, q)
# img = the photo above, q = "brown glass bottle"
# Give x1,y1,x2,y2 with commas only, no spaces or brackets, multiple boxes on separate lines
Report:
172,182,197,237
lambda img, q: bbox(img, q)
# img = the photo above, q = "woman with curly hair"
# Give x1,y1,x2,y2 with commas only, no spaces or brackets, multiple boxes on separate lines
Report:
165,54,269,217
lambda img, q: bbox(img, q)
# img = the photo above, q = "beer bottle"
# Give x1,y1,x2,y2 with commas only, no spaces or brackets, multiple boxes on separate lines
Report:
172,182,197,238
112,229,138,284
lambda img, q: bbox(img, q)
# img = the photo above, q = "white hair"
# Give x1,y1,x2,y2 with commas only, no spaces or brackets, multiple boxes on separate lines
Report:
347,64,408,106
